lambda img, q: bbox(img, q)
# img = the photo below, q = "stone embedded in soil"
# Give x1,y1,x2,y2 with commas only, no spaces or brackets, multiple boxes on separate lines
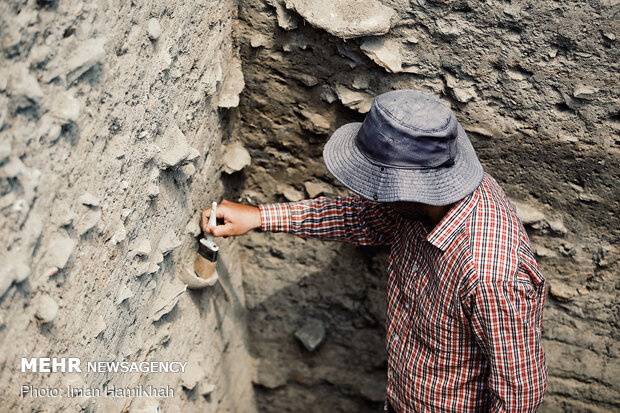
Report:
334,85,373,113
8,64,44,108
573,85,598,100
147,18,162,40
35,295,59,323
452,86,477,103
303,181,332,198
158,230,181,255
0,256,31,297
76,208,102,235
217,58,245,108
49,92,82,124
116,285,134,305
45,233,76,269
181,362,205,390
278,184,304,202
131,237,152,257
360,37,403,73
294,318,326,351
150,282,187,322
299,109,330,134
156,123,193,169
222,142,251,174
253,359,287,389
65,37,106,84
79,192,100,207
0,144,11,164
272,1,298,30
512,200,546,226
285,0,395,39
549,282,579,302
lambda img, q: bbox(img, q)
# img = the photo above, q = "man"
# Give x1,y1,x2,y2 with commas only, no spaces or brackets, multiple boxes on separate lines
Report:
202,90,548,411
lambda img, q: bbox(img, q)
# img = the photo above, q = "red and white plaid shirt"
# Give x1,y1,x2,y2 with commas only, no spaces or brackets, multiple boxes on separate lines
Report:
258,173,547,412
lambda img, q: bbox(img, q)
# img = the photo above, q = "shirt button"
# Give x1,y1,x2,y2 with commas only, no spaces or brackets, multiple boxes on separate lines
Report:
404,303,410,309
411,265,418,272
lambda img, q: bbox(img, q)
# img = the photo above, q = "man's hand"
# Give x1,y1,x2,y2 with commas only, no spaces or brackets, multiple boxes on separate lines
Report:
201,200,261,237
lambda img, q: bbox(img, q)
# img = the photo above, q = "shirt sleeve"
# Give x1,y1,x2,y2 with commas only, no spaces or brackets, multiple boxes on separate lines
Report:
257,195,401,246
467,270,547,411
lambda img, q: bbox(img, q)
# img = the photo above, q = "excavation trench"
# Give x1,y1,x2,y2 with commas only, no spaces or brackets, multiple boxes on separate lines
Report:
0,0,617,412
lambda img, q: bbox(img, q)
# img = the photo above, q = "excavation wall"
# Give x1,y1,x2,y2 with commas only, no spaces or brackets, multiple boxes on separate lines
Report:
235,1,619,412
0,1,256,412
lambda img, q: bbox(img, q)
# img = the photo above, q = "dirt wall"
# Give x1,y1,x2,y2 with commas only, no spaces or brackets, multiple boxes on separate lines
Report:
234,1,619,412
0,1,256,412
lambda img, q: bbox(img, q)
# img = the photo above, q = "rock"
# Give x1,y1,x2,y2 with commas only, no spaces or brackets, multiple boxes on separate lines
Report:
603,32,616,41
45,233,76,269
29,45,53,66
320,87,337,103
278,184,304,202
157,123,192,169
79,192,100,207
181,362,205,390
452,87,477,103
512,200,545,226
222,142,251,174
116,285,134,305
284,0,396,39
0,255,31,297
8,64,44,108
304,181,331,198
92,314,106,337
180,163,196,179
147,184,160,198
253,359,287,389
2,157,25,178
121,208,132,220
159,231,181,255
130,398,160,413
217,59,245,108
35,295,59,323
334,85,373,113
273,2,298,30
360,38,403,73
0,144,11,164
147,18,162,40
299,109,330,134
250,34,268,48
294,318,326,351
291,72,319,87
131,237,151,257
66,37,106,84
76,208,101,235
49,92,81,124
150,282,187,321
573,85,597,100
548,219,568,235
550,282,578,302
110,225,127,245
200,382,216,396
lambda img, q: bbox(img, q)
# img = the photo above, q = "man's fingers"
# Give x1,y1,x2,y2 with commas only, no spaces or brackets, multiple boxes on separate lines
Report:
209,223,235,237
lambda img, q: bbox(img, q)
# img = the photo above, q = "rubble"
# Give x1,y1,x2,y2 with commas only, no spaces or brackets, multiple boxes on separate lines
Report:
222,142,251,173
65,37,106,84
44,233,76,269
294,318,326,351
334,85,373,113
147,18,162,40
303,181,331,198
8,64,44,108
284,0,396,39
360,38,403,73
35,295,59,323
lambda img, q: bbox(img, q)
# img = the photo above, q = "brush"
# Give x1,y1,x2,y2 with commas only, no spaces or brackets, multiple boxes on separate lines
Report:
194,201,219,279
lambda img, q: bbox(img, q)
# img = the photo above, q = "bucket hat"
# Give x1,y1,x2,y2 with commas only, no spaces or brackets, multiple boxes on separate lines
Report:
323,89,484,206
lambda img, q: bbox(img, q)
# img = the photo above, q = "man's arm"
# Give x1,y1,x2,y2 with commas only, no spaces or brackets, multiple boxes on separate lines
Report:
467,270,547,411
202,196,401,246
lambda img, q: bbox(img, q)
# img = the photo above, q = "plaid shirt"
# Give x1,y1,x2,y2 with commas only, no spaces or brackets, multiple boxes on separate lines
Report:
258,173,547,412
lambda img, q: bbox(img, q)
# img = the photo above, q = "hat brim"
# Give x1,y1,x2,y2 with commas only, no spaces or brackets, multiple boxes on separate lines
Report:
322,122,484,206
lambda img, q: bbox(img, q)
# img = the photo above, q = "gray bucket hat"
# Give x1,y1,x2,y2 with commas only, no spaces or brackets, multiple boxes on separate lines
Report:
323,89,484,206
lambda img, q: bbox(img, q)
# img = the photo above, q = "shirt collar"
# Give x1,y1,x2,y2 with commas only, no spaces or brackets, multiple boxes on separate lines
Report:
425,187,480,251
